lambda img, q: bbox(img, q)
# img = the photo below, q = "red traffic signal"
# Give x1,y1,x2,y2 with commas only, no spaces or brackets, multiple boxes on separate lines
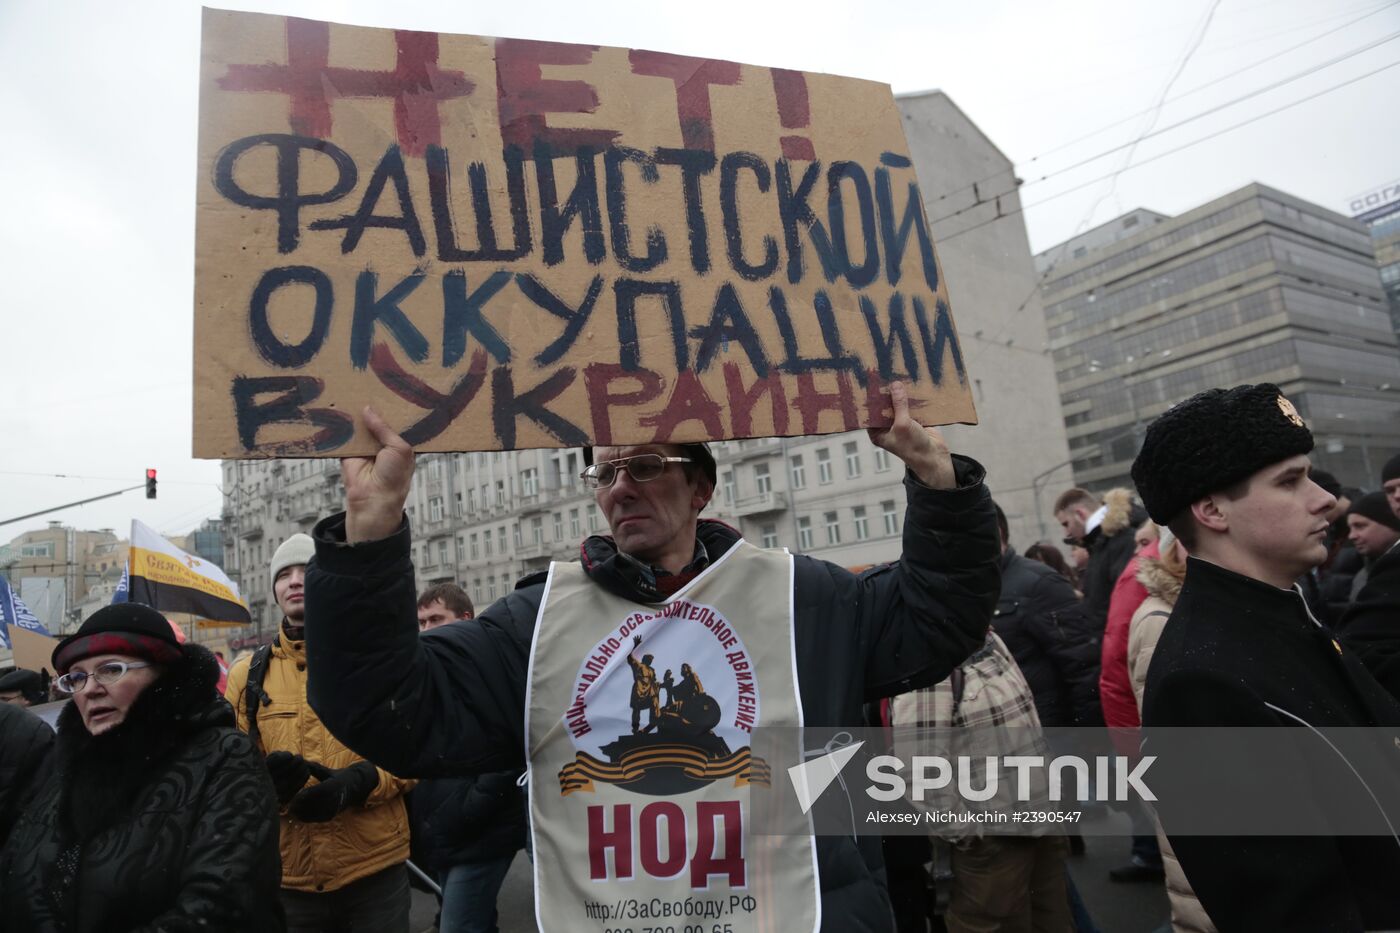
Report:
145,468,157,499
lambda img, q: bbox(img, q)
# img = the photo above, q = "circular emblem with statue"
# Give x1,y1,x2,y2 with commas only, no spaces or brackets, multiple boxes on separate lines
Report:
557,599,768,797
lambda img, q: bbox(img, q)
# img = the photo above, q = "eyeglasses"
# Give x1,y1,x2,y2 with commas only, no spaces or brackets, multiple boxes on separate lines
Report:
580,455,692,489
55,661,153,695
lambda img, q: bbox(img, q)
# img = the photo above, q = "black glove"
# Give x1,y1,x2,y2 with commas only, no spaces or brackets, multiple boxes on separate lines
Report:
265,751,312,806
289,761,379,823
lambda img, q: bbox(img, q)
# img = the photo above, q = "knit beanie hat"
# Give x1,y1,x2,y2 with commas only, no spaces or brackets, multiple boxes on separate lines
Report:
53,603,184,674
1382,454,1400,485
1348,491,1400,532
271,534,314,587
1131,383,1313,525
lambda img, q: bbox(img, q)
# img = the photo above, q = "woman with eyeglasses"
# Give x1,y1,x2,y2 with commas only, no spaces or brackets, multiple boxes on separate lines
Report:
0,603,285,933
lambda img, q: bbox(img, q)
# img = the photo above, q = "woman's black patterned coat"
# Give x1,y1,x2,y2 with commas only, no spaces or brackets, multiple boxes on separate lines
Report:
0,644,285,933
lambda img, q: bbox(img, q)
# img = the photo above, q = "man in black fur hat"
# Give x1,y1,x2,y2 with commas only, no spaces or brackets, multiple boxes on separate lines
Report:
1133,383,1400,931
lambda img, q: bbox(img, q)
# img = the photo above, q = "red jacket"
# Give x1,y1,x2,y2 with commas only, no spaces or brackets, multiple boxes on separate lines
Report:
1100,540,1156,733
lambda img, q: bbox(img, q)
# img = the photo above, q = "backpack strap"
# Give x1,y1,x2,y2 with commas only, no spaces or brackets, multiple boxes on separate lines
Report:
245,640,276,754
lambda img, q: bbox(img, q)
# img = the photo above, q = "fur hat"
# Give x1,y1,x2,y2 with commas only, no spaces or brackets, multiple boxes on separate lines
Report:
1131,383,1313,525
52,603,184,674
270,533,314,587
1348,491,1400,532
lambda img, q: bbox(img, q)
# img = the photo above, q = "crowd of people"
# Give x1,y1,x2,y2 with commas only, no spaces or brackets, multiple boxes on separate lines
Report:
1,379,1398,933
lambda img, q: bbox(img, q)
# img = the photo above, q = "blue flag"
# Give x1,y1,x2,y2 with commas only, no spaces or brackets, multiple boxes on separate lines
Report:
112,563,130,604
0,575,51,649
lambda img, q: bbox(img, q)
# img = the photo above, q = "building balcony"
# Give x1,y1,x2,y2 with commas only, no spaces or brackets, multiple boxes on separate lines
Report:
731,490,788,517
238,525,264,540
516,539,550,560
727,438,784,463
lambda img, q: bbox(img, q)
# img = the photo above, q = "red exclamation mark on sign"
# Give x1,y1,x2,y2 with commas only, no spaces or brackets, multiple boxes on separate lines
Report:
771,69,815,161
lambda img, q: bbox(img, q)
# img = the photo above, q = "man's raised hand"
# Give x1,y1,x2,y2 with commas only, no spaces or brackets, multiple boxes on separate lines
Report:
867,381,956,490
342,406,416,544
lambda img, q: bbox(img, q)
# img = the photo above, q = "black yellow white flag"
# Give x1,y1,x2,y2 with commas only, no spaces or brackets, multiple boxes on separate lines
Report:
128,520,250,627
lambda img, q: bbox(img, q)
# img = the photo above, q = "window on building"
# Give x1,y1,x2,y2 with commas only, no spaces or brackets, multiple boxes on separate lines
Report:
514,524,523,548
497,527,507,553
873,448,891,472
437,540,448,565
479,485,489,508
844,442,861,478
789,455,806,490
722,471,735,505
473,578,482,603
797,517,813,550
483,530,493,556
570,508,581,538
468,488,477,512
532,516,544,545
825,511,841,545
817,449,832,484
521,468,539,496
854,506,869,540
882,500,899,536
454,492,463,517
429,497,444,522
469,533,479,560
588,504,600,531
428,458,443,480
553,512,563,541
488,576,497,600
755,463,771,495
761,524,779,548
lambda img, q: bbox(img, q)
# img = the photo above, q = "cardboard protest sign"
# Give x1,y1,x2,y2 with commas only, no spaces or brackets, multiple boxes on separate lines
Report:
10,626,60,677
194,9,976,457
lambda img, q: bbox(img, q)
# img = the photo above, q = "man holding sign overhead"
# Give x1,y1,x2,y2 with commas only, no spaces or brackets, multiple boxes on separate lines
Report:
303,382,998,932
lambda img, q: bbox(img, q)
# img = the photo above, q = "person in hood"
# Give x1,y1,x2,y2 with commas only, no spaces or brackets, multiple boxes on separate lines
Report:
0,603,284,933
224,534,415,933
301,383,1000,933
1133,383,1400,931
1052,487,1147,633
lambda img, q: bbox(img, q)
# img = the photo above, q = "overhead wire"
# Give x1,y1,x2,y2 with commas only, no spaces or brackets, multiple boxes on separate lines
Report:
930,59,1400,250
920,0,1400,218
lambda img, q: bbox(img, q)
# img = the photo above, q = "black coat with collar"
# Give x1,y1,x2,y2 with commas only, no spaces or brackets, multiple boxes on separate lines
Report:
0,645,285,933
1337,540,1400,700
305,458,1000,933
992,550,1101,727
0,701,53,849
1142,557,1400,933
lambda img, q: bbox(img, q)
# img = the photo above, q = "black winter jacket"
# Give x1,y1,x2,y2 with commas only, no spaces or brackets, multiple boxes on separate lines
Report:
305,459,999,933
0,701,53,847
1143,558,1400,933
0,645,285,933
1081,504,1147,630
1337,540,1400,701
992,550,1101,726
408,769,527,876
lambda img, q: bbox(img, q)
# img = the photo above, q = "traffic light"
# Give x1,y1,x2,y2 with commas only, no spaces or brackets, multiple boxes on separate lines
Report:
146,468,157,499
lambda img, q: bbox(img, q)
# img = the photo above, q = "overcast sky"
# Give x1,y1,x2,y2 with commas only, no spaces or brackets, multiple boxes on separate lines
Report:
1,0,1395,545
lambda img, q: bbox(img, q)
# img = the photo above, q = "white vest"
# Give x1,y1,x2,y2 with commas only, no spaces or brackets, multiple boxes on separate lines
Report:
525,541,819,932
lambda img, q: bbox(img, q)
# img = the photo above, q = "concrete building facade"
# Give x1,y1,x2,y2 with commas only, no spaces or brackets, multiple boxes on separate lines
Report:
1348,178,1400,335
220,90,1073,634
1039,183,1400,496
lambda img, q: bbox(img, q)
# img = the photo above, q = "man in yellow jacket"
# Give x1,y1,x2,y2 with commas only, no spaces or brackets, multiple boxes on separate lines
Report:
225,533,415,932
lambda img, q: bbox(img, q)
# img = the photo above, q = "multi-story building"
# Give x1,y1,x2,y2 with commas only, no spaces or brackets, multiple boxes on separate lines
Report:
221,90,1073,634
0,523,126,636
1348,179,1400,335
1039,183,1400,496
